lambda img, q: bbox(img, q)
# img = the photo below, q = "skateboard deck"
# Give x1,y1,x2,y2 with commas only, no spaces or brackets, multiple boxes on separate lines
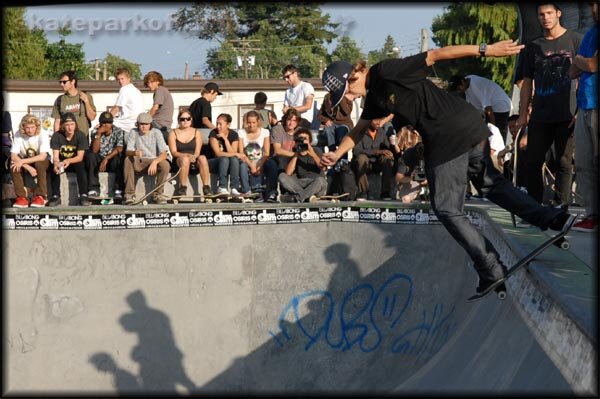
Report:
467,214,576,302
130,170,181,205
88,196,116,205
202,193,233,204
227,192,261,203
315,193,350,203
168,195,205,204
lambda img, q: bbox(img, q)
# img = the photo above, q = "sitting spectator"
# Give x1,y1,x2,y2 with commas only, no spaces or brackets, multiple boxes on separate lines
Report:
251,91,278,130
282,64,315,128
238,110,270,196
395,140,429,204
86,111,125,201
189,82,222,129
48,112,90,206
110,67,144,134
206,113,242,195
123,112,170,205
487,122,506,171
167,110,211,197
10,114,51,208
266,108,302,202
278,127,327,203
144,71,174,143
318,92,354,153
352,122,395,200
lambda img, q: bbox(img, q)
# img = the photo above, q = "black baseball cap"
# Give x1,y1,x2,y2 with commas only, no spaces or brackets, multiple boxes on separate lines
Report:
60,112,76,123
322,61,353,108
99,111,113,123
204,82,223,95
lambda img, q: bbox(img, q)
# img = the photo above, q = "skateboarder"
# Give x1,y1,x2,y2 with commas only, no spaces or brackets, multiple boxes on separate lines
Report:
320,39,574,295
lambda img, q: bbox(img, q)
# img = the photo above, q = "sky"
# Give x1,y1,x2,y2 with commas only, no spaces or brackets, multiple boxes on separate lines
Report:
24,2,449,79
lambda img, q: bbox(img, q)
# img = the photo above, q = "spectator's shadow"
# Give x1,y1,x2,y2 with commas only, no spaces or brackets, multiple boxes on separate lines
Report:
89,290,196,395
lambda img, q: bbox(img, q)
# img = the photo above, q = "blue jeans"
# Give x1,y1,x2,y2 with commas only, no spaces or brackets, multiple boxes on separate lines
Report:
426,140,563,271
263,158,280,195
323,124,350,150
239,163,265,193
208,157,240,190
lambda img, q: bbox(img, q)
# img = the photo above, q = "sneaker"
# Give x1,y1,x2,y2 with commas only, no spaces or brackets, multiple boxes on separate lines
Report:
175,186,187,197
123,195,135,205
356,192,368,202
548,211,573,232
30,195,46,208
87,190,99,198
13,196,29,208
79,194,92,206
475,263,506,293
114,190,123,201
47,195,61,207
572,215,597,233
152,193,167,204
217,187,229,195
266,191,279,203
280,193,299,203
254,195,265,203
230,188,241,196
202,185,212,196
380,192,392,201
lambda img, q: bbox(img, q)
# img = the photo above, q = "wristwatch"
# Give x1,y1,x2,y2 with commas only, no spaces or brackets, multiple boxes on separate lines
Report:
479,43,487,57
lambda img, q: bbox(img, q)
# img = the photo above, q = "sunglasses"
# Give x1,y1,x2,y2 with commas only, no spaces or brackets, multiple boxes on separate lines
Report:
282,72,295,80
58,80,71,84
179,117,192,122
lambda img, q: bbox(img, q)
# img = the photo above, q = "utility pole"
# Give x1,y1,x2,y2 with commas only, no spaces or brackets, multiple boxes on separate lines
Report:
230,38,260,79
94,58,100,80
103,60,107,80
184,62,189,80
420,28,429,52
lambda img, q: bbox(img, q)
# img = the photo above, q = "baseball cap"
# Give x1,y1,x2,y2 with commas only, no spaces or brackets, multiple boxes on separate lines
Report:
60,112,77,124
99,111,113,123
204,82,223,95
322,61,353,108
137,112,153,124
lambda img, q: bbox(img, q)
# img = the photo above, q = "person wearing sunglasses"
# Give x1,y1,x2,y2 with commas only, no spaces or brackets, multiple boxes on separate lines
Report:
51,70,97,137
167,111,211,197
281,64,315,129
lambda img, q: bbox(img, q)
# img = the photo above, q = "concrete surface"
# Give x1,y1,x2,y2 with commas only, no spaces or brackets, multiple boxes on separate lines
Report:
3,204,596,395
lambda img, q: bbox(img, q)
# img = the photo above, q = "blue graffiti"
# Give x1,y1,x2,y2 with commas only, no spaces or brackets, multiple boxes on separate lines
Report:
269,273,455,358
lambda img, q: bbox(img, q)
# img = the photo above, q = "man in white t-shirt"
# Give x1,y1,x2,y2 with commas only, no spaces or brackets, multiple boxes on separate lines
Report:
282,64,315,129
449,74,512,142
110,68,144,134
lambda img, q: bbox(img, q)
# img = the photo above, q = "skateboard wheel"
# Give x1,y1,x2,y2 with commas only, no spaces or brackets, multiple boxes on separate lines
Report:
497,290,507,300
173,199,179,204
142,200,148,206
559,240,569,250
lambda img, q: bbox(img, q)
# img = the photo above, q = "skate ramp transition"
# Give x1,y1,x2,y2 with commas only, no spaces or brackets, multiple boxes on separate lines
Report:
4,204,594,395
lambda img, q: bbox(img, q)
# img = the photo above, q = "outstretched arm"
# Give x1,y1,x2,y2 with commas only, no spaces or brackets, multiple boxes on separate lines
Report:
426,40,524,66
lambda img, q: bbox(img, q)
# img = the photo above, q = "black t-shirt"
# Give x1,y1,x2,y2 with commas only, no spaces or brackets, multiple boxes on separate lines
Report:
50,130,89,161
522,30,582,123
189,97,212,129
396,146,420,176
205,129,239,159
361,52,490,167
295,147,324,179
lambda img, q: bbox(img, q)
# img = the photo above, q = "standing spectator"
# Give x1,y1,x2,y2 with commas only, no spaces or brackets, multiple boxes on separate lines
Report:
238,110,271,195
10,114,51,208
110,68,144,134
351,122,395,201
52,70,97,137
144,71,174,143
85,111,125,201
448,74,512,141
282,64,315,128
278,128,327,203
123,113,170,205
205,113,242,195
189,82,222,129
570,1,598,232
516,2,582,207
318,92,354,153
251,91,278,130
48,112,90,206
167,110,211,197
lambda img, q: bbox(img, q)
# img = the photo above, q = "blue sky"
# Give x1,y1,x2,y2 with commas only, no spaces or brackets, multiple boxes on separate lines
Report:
25,3,448,79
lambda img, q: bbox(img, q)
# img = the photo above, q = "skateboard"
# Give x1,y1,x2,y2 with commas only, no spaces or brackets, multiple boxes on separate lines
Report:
228,192,262,203
315,193,350,203
130,170,180,205
467,213,577,302
168,194,205,204
88,196,116,205
202,193,233,204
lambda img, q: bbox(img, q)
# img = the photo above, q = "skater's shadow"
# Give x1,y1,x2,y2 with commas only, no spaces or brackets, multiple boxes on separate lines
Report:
89,289,196,395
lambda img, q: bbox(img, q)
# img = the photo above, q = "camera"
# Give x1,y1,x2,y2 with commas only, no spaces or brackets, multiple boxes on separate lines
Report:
294,136,308,153
413,160,427,182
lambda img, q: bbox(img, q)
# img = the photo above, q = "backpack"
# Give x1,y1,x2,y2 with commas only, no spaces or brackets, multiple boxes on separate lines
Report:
54,91,92,128
255,108,273,130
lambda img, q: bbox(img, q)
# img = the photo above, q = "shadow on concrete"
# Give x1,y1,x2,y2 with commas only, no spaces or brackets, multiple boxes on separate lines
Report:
89,290,197,395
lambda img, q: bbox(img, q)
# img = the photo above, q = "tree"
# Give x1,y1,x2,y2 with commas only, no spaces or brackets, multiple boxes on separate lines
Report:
368,35,400,66
103,53,142,80
3,7,48,79
44,27,92,80
173,3,339,78
330,35,364,64
431,3,519,92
